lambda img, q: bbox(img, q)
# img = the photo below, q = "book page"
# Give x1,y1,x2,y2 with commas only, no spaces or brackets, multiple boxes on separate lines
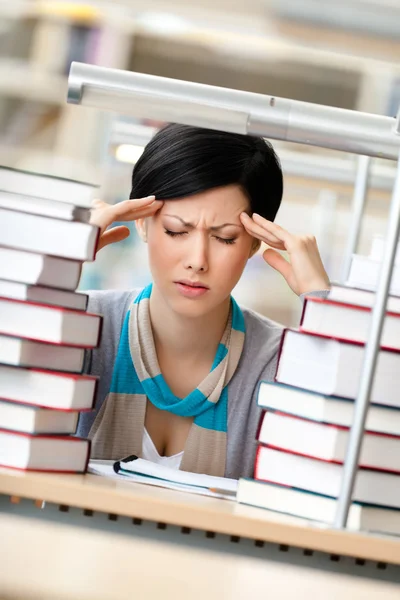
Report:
88,461,236,500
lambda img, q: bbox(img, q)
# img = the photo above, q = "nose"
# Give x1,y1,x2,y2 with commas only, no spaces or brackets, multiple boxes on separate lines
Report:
184,233,209,273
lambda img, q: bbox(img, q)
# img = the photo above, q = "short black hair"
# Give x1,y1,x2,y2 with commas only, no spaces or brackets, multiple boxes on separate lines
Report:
130,123,283,221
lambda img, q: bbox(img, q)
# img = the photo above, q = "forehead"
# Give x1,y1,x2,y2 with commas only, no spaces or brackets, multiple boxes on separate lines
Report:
159,185,249,220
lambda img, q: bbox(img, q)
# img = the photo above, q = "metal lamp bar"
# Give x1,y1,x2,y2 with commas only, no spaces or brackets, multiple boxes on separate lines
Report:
67,62,400,160
334,149,400,528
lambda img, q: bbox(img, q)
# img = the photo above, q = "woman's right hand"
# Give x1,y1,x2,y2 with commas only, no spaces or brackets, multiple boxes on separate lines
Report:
90,195,163,253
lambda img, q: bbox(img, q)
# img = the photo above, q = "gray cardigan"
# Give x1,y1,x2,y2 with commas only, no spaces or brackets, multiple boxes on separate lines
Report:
77,288,328,479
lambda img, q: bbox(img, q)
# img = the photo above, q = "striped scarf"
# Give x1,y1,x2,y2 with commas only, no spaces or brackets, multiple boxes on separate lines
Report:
89,283,245,476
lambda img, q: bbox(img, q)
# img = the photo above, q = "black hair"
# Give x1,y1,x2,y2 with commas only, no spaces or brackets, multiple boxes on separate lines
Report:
130,123,283,221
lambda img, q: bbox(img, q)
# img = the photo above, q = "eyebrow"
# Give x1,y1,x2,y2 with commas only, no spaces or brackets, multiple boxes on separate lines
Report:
163,214,242,231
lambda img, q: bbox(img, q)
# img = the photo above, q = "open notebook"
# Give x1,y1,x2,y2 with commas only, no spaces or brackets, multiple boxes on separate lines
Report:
88,455,238,500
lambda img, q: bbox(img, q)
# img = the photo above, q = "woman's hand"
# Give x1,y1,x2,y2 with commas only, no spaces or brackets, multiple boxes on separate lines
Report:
240,212,330,296
90,196,163,253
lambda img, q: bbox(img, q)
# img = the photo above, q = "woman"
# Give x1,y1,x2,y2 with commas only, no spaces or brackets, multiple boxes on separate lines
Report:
78,124,330,479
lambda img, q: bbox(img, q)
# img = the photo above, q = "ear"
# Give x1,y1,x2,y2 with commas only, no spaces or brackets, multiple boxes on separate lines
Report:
135,218,147,242
249,238,261,258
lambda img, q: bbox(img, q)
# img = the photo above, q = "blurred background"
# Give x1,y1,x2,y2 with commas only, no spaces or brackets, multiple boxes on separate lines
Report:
0,0,399,325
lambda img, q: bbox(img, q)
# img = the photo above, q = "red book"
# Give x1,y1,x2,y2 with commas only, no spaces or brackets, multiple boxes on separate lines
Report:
0,279,88,311
257,381,400,436
0,296,102,347
0,207,100,261
0,333,85,373
0,429,90,473
0,364,98,410
275,329,400,408
0,247,82,291
254,445,400,510
0,399,83,435
300,295,400,350
257,410,400,472
328,282,400,312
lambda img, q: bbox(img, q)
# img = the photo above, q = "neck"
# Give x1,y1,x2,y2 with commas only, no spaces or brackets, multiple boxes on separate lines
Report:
149,284,230,362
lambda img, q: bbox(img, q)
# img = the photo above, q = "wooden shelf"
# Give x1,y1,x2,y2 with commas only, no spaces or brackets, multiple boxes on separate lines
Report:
1,467,400,565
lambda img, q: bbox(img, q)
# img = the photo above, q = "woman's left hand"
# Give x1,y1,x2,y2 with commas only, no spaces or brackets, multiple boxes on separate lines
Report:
240,212,330,296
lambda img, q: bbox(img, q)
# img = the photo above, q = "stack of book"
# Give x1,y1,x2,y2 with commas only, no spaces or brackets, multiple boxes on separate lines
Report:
0,166,102,473
347,233,400,294
237,257,400,535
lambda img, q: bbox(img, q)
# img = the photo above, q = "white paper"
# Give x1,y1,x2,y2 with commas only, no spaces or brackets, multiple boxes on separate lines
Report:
88,460,236,500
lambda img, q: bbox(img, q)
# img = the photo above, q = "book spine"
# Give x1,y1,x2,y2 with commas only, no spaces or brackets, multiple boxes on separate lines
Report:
299,297,308,327
95,313,104,347
255,411,264,441
90,226,101,262
84,437,92,472
274,328,288,382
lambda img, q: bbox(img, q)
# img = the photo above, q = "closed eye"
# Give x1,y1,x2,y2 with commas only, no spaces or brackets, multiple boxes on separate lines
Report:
164,229,187,237
215,236,236,245
164,229,236,245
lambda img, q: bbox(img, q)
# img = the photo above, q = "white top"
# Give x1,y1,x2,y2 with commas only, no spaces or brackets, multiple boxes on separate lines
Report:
142,428,183,470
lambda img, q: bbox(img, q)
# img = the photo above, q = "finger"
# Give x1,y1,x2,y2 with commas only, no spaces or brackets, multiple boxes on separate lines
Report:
263,248,292,280
112,197,159,217
111,200,164,223
240,214,285,249
90,201,163,234
91,196,156,214
97,226,130,251
252,213,293,245
240,213,282,242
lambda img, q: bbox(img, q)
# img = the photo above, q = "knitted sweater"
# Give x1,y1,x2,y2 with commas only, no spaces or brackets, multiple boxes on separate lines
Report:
77,288,328,479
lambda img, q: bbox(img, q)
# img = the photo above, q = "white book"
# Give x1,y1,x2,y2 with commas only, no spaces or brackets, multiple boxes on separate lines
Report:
255,446,400,509
257,382,400,436
0,190,91,221
237,479,400,536
328,282,400,313
347,254,400,295
258,411,400,471
369,234,400,265
276,329,400,407
0,297,102,347
0,208,99,261
0,280,88,311
0,247,82,290
0,334,85,373
0,429,89,472
0,166,98,208
300,296,400,349
0,364,97,410
0,400,79,435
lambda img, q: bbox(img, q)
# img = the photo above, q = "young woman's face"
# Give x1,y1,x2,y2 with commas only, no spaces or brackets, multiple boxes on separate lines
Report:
143,184,257,318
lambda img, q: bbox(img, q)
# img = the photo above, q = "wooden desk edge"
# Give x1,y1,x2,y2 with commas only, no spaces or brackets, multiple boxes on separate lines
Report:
1,469,399,565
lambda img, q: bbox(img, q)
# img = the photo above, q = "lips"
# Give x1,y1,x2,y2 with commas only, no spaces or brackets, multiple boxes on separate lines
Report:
176,280,209,289
174,280,210,299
